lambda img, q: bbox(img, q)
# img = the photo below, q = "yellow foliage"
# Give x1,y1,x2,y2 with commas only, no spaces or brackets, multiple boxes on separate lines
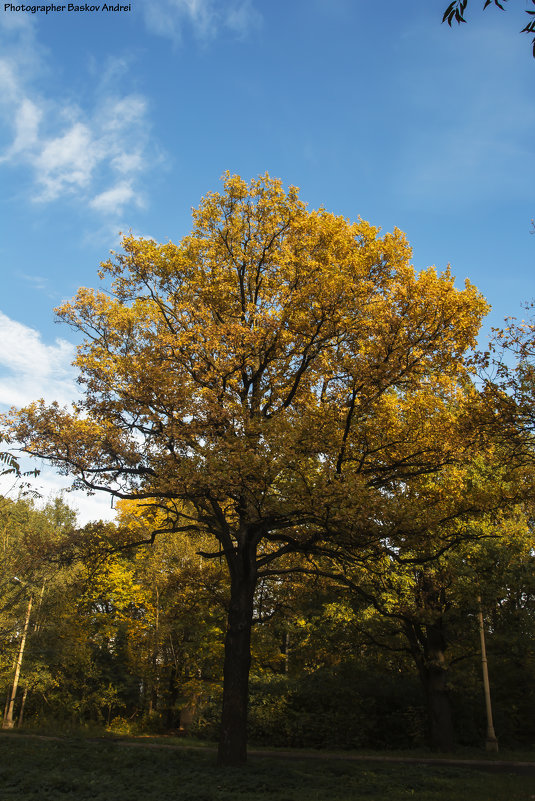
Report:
4,173,489,565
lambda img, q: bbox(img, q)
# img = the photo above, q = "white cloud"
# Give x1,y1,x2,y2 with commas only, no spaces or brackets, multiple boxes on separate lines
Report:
91,55,131,90
101,95,147,132
141,0,261,42
112,152,144,174
0,312,115,524
31,469,117,525
0,312,77,409
2,88,152,213
0,21,153,220
9,98,42,156
35,122,99,200
225,0,261,36
90,181,140,216
0,61,19,104
0,455,117,526
20,274,49,292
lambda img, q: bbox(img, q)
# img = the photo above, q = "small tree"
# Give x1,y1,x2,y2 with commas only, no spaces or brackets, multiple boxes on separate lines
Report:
4,174,488,764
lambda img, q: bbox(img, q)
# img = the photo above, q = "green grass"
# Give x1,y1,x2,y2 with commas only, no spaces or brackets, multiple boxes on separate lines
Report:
0,733,534,801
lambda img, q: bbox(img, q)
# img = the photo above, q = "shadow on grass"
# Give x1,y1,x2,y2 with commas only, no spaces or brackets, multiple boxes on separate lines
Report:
0,732,534,801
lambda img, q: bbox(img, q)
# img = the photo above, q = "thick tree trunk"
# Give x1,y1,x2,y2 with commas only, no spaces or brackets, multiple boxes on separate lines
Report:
217,569,255,766
413,624,455,752
404,574,455,752
423,659,455,751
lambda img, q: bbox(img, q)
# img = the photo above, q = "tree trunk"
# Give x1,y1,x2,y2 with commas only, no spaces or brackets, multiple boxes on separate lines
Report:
413,623,455,752
282,630,290,675
424,658,455,751
17,686,28,728
217,563,255,767
165,665,179,730
403,574,455,752
3,593,32,730
147,585,160,717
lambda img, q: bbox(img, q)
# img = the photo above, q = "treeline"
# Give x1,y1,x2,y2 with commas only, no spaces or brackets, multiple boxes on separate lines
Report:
2,494,534,750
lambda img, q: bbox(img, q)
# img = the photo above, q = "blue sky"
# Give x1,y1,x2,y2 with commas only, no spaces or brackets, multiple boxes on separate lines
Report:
0,0,533,520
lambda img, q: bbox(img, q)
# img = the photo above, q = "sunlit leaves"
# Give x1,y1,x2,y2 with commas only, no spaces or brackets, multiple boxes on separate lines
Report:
2,172,492,619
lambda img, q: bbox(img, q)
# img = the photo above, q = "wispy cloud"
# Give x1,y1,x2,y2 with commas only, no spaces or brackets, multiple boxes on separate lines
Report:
141,0,261,42
90,181,139,215
0,312,76,409
0,19,154,219
8,98,42,156
29,99,149,211
19,274,50,293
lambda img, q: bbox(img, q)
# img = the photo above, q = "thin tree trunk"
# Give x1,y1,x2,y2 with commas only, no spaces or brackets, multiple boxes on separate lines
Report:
165,665,179,730
282,631,290,674
477,595,498,751
17,686,28,728
3,593,32,730
147,586,160,717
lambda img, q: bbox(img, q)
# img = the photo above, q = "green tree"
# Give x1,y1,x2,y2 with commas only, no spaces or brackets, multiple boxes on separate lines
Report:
324,498,533,751
0,496,76,728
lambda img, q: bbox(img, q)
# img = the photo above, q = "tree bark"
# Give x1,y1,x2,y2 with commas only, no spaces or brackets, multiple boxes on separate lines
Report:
3,593,32,730
413,624,455,752
217,552,256,767
165,665,179,730
17,686,28,728
402,572,455,752
423,658,455,751
477,596,498,751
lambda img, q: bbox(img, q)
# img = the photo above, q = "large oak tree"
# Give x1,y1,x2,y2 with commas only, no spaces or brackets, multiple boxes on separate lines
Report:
4,173,488,765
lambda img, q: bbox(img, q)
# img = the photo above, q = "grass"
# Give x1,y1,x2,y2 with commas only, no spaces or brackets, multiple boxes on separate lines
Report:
0,732,534,801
